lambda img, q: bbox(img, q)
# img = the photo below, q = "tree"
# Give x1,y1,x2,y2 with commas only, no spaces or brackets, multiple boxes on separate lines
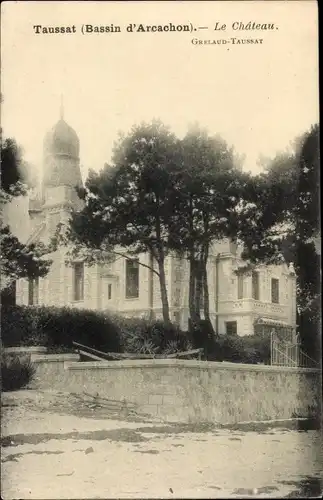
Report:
1,226,50,287
66,122,252,332
1,138,27,197
66,120,179,324
236,124,320,360
0,136,51,293
292,124,320,359
168,125,250,332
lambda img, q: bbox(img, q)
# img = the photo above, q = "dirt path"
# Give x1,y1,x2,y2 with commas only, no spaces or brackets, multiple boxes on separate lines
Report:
1,390,322,499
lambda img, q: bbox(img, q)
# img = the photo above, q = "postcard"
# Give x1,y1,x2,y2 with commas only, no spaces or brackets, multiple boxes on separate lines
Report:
1,1,321,499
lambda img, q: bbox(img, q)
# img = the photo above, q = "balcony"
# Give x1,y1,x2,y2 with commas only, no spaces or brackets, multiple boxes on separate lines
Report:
219,299,287,318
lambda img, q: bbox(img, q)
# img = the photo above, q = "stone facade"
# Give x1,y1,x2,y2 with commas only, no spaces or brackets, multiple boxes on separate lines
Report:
12,113,297,335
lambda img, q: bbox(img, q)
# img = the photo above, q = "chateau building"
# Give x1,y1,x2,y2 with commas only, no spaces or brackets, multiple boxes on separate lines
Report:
13,111,297,336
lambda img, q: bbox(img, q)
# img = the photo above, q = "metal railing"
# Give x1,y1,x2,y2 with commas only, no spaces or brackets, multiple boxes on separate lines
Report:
271,332,318,368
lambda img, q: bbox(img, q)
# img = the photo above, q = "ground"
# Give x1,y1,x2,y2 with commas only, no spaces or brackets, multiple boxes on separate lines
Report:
1,389,322,499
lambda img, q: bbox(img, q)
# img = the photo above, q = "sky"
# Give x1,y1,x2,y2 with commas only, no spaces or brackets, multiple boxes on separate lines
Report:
1,1,319,184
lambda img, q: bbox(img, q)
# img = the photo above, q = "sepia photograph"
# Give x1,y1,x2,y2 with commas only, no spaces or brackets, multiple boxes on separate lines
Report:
1,1,321,498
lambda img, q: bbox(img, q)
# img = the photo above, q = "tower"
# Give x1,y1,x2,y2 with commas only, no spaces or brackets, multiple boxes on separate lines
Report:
41,101,84,238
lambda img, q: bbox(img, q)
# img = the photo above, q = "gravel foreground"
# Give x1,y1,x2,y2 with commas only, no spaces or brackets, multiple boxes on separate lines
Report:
1,389,322,499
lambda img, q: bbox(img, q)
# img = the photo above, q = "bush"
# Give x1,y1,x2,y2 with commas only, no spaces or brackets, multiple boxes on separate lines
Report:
118,318,192,354
222,336,259,364
1,305,122,352
241,333,271,363
1,353,36,391
191,329,271,364
1,305,47,347
40,307,122,353
0,305,192,356
189,319,217,359
1,305,270,362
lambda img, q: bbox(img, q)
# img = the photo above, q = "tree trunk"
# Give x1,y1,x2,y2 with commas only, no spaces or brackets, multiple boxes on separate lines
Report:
202,261,214,334
203,267,209,319
200,214,213,332
187,195,200,329
201,244,212,327
215,253,220,336
148,250,155,321
195,260,203,319
156,254,171,325
189,252,199,325
202,262,210,320
154,209,171,325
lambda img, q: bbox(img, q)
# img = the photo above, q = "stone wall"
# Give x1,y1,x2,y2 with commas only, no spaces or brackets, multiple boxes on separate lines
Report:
28,354,80,388
29,356,321,425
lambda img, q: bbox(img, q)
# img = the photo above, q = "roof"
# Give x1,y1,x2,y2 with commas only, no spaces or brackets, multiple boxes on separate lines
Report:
255,317,291,327
43,119,80,159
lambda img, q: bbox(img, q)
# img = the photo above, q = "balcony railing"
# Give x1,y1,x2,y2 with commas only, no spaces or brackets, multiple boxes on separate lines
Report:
219,299,287,317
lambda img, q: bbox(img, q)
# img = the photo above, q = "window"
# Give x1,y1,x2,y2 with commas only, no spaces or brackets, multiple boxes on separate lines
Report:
252,271,260,300
73,262,84,301
125,259,139,298
237,274,244,299
226,321,237,336
271,278,279,304
108,284,112,300
28,277,39,306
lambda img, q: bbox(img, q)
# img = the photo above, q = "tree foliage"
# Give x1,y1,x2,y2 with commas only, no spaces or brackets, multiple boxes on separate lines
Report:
168,125,251,330
0,135,51,291
66,121,254,330
1,138,24,196
67,120,180,323
1,225,50,283
236,124,320,359
63,118,319,354
238,124,320,295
